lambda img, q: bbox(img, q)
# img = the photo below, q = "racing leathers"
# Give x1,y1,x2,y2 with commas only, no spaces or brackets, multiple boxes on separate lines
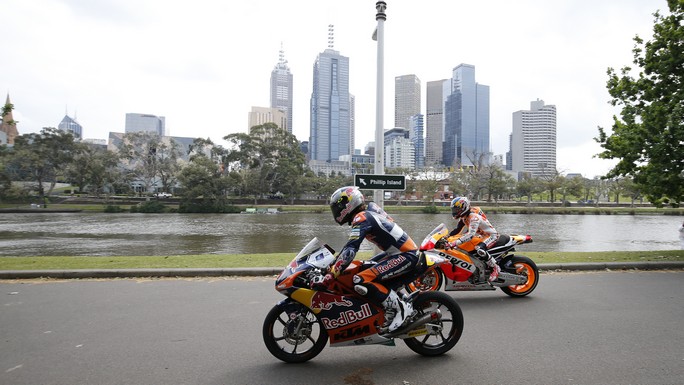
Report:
328,202,419,332
448,206,502,282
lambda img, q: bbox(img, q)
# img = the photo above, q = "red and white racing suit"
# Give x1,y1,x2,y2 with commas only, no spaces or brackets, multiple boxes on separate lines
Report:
449,206,500,249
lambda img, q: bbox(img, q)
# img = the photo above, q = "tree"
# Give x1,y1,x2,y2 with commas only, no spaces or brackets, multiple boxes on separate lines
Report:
224,123,307,204
411,170,444,204
515,174,539,204
65,143,121,197
177,155,232,211
480,164,515,203
596,1,684,207
117,132,183,194
539,168,564,202
8,127,79,198
620,177,643,206
606,176,630,204
0,145,13,199
561,176,585,202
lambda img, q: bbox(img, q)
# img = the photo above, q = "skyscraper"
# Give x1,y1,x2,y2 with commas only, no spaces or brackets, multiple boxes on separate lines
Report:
443,64,490,168
425,79,448,167
309,26,352,163
125,113,166,136
510,99,557,177
58,114,83,139
395,74,421,129
410,114,425,169
270,44,294,134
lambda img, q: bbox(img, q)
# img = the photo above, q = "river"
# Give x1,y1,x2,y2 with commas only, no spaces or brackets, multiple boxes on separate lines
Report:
0,212,682,257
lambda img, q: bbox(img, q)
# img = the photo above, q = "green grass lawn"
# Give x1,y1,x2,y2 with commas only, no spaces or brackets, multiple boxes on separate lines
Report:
0,250,681,270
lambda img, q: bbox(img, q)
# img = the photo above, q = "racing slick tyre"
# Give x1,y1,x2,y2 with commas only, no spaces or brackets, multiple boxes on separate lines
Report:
500,255,539,297
404,291,463,356
262,303,328,363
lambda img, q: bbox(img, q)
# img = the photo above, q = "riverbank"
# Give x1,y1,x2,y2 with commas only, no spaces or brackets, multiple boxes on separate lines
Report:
1,250,681,271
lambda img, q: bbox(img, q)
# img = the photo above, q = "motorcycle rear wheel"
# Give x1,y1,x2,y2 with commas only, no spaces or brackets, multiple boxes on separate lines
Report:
406,266,443,292
500,255,539,297
404,291,463,356
262,303,328,363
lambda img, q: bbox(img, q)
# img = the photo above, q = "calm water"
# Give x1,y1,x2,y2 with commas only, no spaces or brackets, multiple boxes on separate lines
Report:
0,212,682,257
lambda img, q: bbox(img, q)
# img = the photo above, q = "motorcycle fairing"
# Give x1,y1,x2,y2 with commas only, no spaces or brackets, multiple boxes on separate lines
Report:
289,287,385,345
419,223,449,251
433,249,478,282
275,240,336,294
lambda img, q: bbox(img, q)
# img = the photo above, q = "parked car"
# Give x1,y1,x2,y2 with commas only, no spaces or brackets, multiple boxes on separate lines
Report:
154,192,172,198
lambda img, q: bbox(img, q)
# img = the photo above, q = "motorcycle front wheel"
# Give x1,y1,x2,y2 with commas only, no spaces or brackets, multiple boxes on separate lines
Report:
500,255,539,297
262,303,328,363
404,291,463,356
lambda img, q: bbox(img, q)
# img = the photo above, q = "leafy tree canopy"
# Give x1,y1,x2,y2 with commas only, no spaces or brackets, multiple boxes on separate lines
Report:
596,0,684,207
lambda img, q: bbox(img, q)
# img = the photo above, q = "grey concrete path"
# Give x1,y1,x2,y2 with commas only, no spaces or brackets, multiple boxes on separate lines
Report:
1,262,682,280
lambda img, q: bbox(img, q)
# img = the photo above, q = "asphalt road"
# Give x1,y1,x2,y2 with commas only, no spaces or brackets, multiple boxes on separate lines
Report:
1,271,683,385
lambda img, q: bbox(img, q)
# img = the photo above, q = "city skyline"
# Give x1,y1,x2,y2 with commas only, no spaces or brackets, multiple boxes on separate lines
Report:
1,0,665,178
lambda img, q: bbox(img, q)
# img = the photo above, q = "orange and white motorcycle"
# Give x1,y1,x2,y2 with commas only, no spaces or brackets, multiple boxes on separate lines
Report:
408,223,539,297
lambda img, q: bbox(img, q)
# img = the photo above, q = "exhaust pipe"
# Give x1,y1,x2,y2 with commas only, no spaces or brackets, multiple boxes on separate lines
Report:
383,309,442,338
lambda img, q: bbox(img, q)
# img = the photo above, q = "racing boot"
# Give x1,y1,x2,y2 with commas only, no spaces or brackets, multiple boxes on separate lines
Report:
382,290,413,332
487,258,501,282
476,245,500,282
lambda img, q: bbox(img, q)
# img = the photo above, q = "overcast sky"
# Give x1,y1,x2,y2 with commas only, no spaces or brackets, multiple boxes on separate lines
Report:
1,0,667,178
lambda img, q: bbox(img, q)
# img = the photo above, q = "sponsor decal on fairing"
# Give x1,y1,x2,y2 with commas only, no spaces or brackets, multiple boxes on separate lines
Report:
310,292,353,311
375,255,407,274
321,303,373,329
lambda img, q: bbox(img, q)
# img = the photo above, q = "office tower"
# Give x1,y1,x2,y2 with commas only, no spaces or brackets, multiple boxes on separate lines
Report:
58,114,83,139
506,134,513,171
125,113,166,136
384,127,414,170
309,25,352,163
0,93,19,145
425,79,448,167
270,44,294,134
443,64,490,168
350,94,355,153
510,99,557,177
410,114,425,169
248,107,287,132
395,74,421,129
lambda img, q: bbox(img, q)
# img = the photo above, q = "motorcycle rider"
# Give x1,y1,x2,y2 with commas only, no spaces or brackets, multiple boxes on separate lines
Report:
447,196,501,282
315,186,419,332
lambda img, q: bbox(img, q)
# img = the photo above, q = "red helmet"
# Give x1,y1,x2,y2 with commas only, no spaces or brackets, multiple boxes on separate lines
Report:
450,197,470,218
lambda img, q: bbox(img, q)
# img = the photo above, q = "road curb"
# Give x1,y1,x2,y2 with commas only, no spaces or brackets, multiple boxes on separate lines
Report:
0,262,682,280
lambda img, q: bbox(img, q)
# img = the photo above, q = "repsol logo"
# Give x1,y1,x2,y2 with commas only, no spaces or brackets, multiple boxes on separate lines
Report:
333,324,371,342
441,253,476,272
322,303,372,329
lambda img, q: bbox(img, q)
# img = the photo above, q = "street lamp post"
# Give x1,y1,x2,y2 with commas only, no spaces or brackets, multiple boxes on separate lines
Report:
374,1,386,207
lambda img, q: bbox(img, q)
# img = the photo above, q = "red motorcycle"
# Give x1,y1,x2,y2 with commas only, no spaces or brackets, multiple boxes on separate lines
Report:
408,224,539,297
263,237,464,363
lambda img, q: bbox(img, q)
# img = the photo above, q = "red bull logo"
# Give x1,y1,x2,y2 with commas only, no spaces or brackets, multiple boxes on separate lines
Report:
375,255,406,274
321,303,372,329
310,292,353,311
